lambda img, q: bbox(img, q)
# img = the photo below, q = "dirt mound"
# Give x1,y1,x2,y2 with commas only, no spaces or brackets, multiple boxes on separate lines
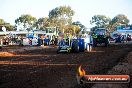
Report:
91,52,132,88
0,52,15,56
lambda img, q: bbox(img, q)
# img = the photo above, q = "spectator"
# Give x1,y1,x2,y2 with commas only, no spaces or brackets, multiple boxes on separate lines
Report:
54,36,58,45
121,35,125,43
29,38,32,46
40,35,44,46
127,34,131,42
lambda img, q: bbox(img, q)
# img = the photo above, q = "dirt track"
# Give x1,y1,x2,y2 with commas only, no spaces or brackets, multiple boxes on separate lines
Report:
0,44,132,88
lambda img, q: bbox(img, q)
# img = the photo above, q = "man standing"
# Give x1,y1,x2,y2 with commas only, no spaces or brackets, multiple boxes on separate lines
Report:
85,32,93,51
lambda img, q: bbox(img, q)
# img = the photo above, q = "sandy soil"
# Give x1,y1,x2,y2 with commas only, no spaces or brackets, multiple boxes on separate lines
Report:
0,44,132,88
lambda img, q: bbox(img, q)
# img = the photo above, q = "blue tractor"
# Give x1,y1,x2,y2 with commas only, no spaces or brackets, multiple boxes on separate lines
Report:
57,38,85,53
57,38,72,53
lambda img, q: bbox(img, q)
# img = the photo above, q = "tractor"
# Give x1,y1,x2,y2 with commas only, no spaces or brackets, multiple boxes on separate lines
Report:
92,28,109,47
57,38,72,53
57,38,85,53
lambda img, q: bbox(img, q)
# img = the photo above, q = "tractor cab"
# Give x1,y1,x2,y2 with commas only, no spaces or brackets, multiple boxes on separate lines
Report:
92,28,109,47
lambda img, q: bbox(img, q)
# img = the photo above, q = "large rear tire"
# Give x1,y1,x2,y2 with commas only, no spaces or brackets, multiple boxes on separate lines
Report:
105,38,109,47
93,38,97,47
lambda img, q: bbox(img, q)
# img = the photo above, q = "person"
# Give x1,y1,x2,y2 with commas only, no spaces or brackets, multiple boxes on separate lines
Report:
60,38,65,46
0,39,3,46
54,36,58,45
37,37,41,46
72,35,77,39
121,35,125,43
65,36,69,45
29,38,32,46
117,34,121,43
40,35,44,46
19,37,23,46
127,34,131,42
92,33,97,47
47,37,50,45
86,32,93,51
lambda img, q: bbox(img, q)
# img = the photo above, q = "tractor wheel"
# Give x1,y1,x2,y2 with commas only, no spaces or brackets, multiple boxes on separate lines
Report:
93,38,97,47
56,50,59,54
74,46,79,53
105,43,108,47
105,39,109,47
67,48,71,53
0,46,2,49
56,48,60,54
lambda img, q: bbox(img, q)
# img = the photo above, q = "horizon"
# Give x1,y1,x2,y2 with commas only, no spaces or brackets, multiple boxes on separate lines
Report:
0,0,132,28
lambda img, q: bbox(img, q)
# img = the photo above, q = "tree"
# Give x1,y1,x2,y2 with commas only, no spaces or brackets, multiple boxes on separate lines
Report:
108,14,129,31
49,6,75,33
15,14,37,31
0,19,5,25
90,15,111,28
64,25,80,35
35,17,50,30
5,23,14,31
0,18,14,31
72,21,85,30
112,14,129,25
72,21,86,34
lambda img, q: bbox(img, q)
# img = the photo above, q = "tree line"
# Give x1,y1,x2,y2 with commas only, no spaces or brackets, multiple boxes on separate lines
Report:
0,5,131,34
90,14,130,32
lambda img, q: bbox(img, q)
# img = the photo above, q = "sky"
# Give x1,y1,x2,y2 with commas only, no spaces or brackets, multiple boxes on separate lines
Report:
0,0,132,28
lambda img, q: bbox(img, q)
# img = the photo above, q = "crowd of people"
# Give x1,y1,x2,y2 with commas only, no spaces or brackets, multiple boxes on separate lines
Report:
0,33,132,47
0,36,23,46
0,34,60,46
114,34,132,43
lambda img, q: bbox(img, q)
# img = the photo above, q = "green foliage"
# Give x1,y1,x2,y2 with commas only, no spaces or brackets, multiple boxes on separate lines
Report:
49,5,75,32
108,14,130,31
0,19,5,25
0,18,14,31
90,15,111,28
111,14,129,25
64,25,80,35
49,6,74,19
5,24,14,31
90,14,130,32
15,14,37,24
35,17,50,29
15,14,37,31
72,21,85,31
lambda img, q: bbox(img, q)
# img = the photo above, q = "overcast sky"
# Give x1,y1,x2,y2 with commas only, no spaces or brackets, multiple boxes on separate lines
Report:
0,0,132,28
